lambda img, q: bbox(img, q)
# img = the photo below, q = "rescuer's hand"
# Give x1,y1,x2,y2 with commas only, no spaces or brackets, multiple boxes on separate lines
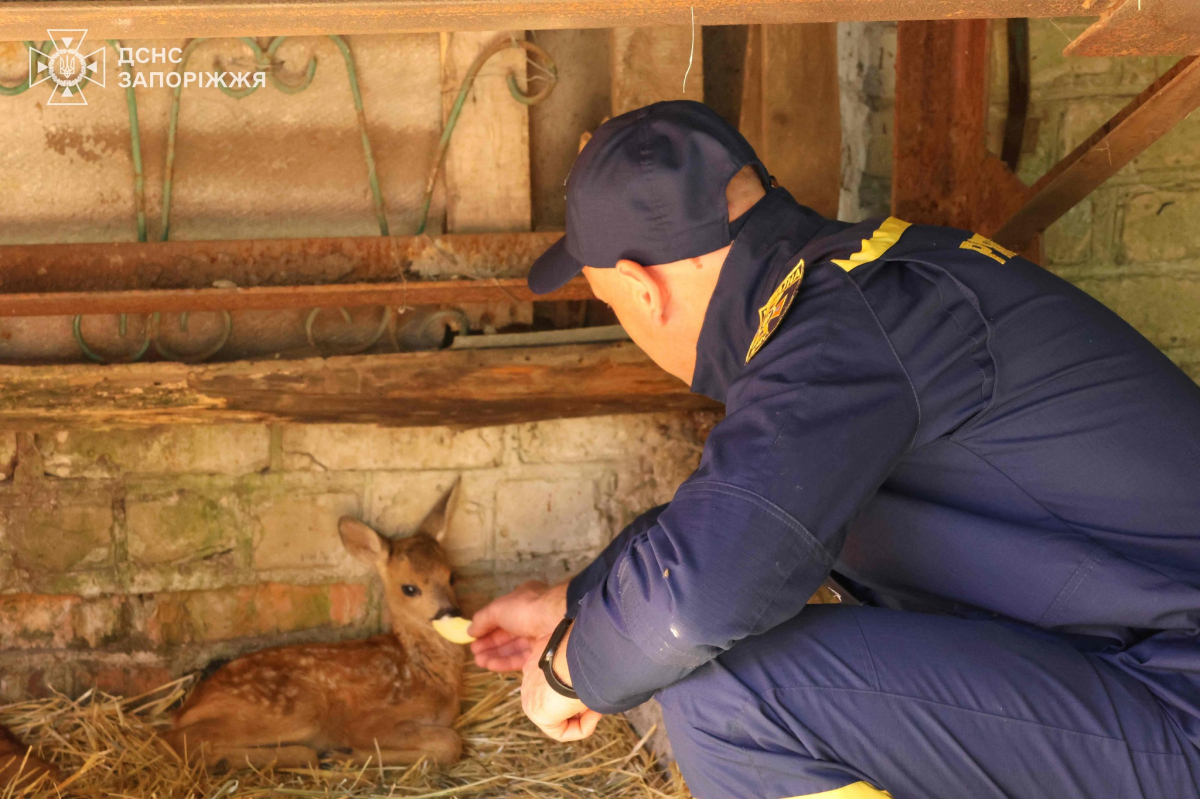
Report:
521,631,602,742
469,581,568,672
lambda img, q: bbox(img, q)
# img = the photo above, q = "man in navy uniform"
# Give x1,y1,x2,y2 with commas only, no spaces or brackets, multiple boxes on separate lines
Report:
468,101,1200,798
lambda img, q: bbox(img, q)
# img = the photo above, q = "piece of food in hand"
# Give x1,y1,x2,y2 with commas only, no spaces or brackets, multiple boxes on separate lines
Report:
433,615,476,644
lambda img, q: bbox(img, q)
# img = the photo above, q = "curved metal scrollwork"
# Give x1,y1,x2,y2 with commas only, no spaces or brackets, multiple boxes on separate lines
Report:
73,311,233,364
73,313,154,364
151,311,234,363
0,41,51,96
305,306,394,357
416,38,559,234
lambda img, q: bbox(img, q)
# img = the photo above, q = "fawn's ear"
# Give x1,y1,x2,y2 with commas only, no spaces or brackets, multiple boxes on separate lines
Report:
416,477,461,545
338,517,390,567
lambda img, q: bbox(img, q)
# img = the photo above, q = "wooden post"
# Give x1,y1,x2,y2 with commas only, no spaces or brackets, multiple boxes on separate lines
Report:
440,31,532,233
610,26,705,116
528,29,612,231
739,23,841,218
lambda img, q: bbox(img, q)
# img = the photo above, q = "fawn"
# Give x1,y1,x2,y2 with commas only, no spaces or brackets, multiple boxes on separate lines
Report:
167,482,466,769
0,725,58,787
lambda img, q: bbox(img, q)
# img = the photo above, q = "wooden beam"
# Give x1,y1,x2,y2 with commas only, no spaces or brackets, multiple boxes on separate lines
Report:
0,0,1114,42
990,56,1200,251
893,19,1029,234
1065,0,1200,58
0,341,720,427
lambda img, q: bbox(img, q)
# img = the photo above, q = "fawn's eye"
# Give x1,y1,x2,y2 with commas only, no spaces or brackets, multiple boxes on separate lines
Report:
449,573,457,586
401,584,421,597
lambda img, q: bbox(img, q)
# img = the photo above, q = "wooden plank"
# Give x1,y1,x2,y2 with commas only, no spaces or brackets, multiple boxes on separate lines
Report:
739,23,841,218
990,55,1200,251
892,20,1029,237
441,31,533,234
0,341,720,427
0,0,1115,41
528,29,612,230
610,25,705,115
1065,0,1200,58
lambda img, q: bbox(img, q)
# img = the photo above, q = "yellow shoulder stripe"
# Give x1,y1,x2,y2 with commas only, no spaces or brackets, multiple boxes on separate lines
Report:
779,780,894,799
831,217,912,272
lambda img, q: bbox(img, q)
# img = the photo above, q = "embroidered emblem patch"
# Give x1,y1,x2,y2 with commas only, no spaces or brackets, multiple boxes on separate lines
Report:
746,259,805,363
960,233,1016,264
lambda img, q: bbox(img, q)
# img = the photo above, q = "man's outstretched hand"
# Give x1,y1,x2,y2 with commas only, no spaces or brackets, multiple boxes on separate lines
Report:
468,581,568,672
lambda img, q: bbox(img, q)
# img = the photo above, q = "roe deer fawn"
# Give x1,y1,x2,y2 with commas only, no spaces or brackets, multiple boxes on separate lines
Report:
0,725,59,787
167,482,465,769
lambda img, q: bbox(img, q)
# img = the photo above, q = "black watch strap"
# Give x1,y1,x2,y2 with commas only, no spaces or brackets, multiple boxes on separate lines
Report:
539,616,579,700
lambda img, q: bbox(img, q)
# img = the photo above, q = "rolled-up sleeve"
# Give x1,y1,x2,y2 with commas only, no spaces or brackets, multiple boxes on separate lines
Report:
567,278,921,713
567,504,669,619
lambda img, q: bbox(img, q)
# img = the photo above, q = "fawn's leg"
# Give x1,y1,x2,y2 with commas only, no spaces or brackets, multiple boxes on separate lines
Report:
342,714,463,766
167,716,321,770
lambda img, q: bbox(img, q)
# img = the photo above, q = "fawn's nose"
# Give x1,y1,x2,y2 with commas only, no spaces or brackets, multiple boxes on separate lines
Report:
433,606,463,620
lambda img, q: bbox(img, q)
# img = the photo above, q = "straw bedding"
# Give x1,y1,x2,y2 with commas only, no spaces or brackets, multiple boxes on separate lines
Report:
0,669,689,798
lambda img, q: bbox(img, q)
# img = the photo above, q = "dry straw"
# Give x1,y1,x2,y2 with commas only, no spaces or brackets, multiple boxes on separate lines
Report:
0,669,690,798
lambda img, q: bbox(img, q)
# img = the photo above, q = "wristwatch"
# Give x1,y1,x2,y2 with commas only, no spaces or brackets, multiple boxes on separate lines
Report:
539,617,579,700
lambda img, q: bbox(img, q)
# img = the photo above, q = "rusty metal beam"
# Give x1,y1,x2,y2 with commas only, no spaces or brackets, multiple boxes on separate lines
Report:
0,232,561,293
1066,0,1200,58
892,19,1030,237
0,341,721,428
0,0,1113,41
0,277,593,317
990,55,1200,251
0,231,594,316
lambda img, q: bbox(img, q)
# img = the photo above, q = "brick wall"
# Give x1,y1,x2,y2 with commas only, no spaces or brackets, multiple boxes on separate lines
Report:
1017,19,1200,382
0,415,714,700
839,18,1200,382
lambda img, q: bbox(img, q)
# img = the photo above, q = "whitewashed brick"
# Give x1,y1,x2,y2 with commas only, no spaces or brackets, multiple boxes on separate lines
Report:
365,471,491,564
281,425,504,471
126,489,241,566
1121,189,1200,263
495,474,606,557
251,492,362,571
519,413,702,465
37,426,270,478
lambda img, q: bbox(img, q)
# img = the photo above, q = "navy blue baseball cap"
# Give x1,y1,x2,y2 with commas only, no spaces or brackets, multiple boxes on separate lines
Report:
528,100,769,294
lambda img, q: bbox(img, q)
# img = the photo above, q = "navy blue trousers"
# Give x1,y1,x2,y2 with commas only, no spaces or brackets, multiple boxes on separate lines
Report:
657,605,1200,798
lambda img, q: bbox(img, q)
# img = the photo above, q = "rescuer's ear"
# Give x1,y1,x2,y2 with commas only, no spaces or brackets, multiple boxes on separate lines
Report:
614,259,668,326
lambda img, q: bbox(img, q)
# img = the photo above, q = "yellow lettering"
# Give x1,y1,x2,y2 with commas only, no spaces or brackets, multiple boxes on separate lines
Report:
960,233,1016,264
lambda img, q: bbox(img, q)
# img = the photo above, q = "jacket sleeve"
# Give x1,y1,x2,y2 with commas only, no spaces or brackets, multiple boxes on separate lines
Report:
566,273,921,713
567,505,669,618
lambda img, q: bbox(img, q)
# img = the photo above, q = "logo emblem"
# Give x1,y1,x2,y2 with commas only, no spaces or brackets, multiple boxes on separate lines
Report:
29,30,106,105
746,259,805,363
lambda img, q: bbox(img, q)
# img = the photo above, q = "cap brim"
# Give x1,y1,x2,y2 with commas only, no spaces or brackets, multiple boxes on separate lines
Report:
528,236,585,295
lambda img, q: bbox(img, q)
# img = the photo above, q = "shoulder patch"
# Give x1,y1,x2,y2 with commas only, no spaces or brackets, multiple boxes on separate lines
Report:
746,259,805,363
831,217,912,272
960,233,1016,264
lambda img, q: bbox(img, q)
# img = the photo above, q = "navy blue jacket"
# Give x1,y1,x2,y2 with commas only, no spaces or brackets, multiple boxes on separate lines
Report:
565,188,1200,744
